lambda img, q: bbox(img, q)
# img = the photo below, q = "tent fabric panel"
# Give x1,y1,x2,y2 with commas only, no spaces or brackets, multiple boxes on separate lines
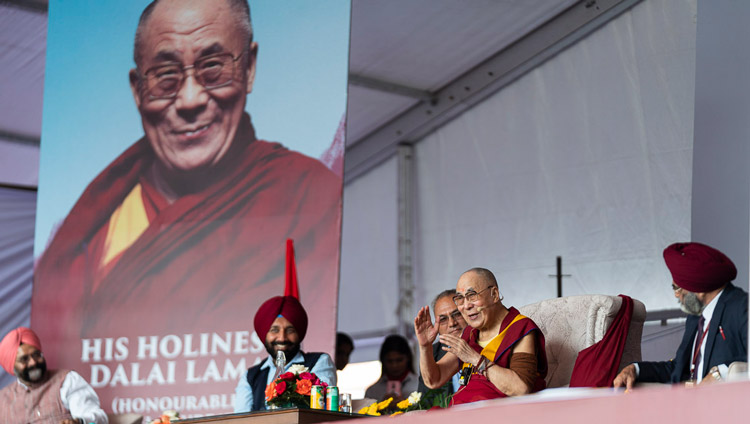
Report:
0,187,37,389
412,0,696,313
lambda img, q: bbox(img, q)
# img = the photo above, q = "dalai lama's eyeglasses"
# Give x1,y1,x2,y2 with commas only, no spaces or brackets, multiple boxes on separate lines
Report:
138,51,245,100
452,286,493,306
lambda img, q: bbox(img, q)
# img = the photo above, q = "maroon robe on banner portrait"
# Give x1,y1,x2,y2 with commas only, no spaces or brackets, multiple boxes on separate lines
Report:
31,114,342,415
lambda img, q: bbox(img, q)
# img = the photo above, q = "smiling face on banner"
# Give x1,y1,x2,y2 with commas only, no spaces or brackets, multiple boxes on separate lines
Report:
130,0,258,175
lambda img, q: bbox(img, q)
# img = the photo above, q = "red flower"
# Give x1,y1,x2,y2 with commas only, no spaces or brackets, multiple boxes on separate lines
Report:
279,372,295,380
299,372,313,381
309,375,327,388
276,381,287,395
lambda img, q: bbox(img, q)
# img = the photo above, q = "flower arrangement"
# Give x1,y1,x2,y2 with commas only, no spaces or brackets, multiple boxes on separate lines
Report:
265,364,328,409
357,397,394,416
358,389,451,416
149,410,179,424
390,391,424,416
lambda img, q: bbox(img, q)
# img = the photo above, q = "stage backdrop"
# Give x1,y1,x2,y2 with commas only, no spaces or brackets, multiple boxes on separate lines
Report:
32,0,349,420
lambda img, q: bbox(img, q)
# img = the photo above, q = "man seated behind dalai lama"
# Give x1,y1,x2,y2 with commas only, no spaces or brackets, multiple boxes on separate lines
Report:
415,267,548,404
32,0,341,364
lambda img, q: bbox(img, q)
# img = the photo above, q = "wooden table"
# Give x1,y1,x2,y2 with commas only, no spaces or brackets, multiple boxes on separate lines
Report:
175,408,368,424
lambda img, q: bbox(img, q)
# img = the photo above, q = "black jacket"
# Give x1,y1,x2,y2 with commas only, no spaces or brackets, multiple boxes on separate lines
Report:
637,283,748,383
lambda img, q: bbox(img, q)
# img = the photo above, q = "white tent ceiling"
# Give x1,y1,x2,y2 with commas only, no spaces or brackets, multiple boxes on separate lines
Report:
347,0,577,143
344,0,641,181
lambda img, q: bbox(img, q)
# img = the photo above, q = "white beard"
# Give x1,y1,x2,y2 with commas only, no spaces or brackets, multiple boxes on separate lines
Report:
679,291,705,316
27,368,44,382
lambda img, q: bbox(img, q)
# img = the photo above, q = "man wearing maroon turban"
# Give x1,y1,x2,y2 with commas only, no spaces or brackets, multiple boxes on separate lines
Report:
233,296,337,412
614,242,748,389
0,327,107,424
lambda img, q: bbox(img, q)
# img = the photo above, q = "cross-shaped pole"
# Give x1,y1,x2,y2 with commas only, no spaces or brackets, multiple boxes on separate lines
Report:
548,256,571,298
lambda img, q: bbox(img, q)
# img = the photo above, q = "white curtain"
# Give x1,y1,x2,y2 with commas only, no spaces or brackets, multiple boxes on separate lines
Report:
0,3,45,188
339,157,400,333
0,187,37,388
338,157,400,361
413,0,696,312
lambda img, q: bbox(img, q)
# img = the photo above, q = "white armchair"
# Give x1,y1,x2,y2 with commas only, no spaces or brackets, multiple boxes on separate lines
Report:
727,361,748,381
519,295,646,388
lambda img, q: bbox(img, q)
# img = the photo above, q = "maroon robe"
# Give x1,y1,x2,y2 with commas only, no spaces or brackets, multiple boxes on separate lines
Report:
451,307,547,405
31,114,342,414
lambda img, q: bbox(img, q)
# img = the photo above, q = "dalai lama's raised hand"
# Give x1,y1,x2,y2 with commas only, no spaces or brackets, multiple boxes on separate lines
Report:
438,333,482,366
414,306,439,347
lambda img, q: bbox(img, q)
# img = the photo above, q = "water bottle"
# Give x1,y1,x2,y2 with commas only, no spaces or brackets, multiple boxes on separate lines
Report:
271,350,287,382
268,351,287,410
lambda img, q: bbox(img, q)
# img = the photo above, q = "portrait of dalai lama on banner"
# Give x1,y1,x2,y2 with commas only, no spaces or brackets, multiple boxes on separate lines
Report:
31,0,348,415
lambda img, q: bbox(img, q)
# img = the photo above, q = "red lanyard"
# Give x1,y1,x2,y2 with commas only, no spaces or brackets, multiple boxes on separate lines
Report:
691,320,710,375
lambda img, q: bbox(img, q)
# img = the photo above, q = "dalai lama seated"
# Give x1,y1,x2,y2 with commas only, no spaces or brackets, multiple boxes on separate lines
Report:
414,267,547,404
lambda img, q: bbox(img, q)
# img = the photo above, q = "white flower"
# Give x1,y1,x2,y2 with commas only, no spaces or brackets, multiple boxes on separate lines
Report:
407,391,422,405
288,364,309,375
164,410,179,418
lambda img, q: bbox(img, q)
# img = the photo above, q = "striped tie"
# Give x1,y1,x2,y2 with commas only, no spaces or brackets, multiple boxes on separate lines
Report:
692,315,706,380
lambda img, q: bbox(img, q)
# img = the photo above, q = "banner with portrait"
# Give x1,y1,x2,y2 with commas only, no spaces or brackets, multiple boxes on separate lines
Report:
32,0,349,419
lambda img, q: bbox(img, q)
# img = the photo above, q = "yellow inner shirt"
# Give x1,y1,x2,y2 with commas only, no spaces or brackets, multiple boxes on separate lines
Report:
101,183,150,267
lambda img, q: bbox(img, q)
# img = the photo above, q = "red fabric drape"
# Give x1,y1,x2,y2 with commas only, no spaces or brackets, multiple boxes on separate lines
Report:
569,295,634,387
284,238,300,299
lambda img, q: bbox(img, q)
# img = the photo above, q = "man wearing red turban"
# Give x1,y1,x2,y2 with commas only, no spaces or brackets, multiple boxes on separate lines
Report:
233,296,337,412
0,327,107,424
614,242,748,389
